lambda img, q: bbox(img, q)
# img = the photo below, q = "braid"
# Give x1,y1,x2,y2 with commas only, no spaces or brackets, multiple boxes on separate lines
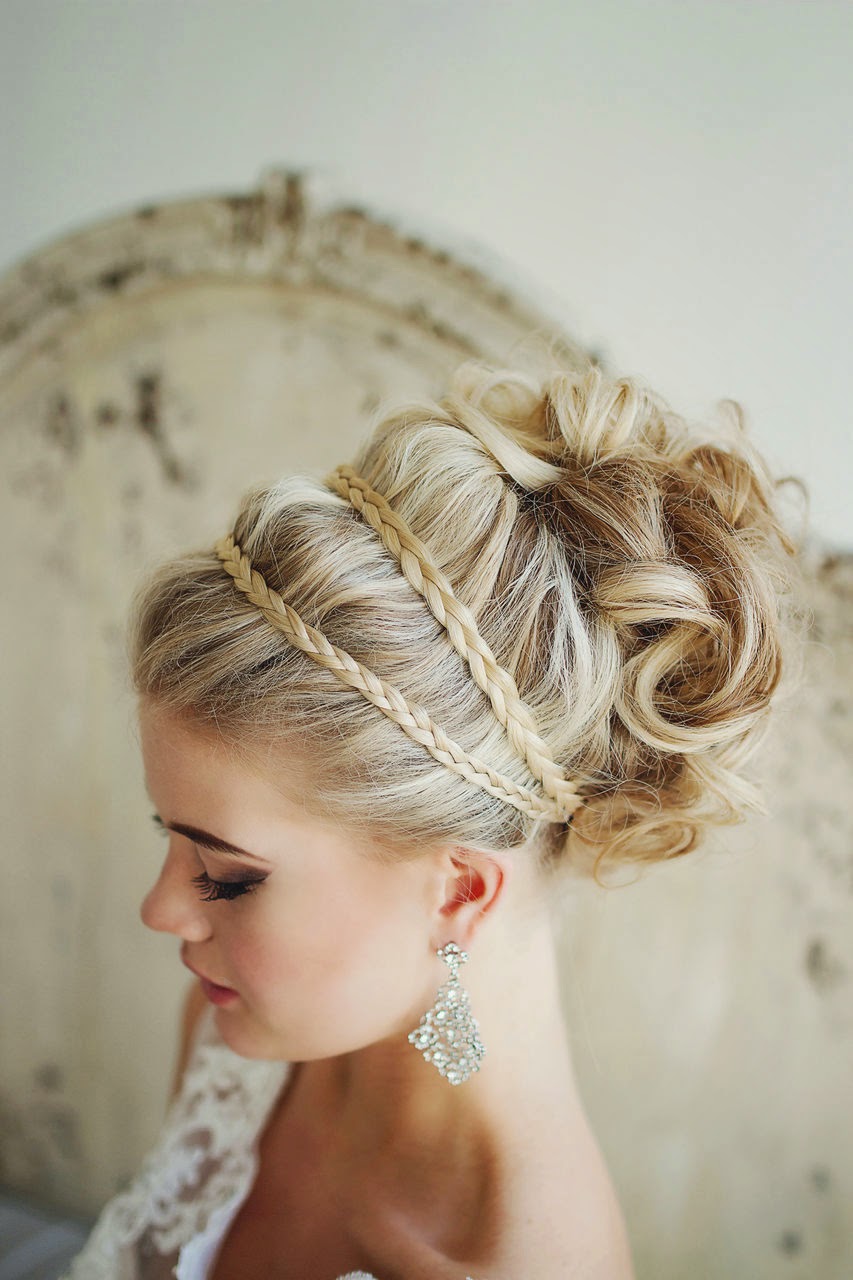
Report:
324,464,581,819
214,534,574,822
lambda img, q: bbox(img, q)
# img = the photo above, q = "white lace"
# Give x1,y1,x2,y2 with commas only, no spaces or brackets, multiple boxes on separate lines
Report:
57,1003,384,1280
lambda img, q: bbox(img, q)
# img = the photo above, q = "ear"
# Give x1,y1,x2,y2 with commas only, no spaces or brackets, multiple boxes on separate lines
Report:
431,846,513,951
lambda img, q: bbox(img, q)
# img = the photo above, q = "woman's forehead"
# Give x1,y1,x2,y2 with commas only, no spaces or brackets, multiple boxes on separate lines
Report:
139,699,313,824
137,696,399,870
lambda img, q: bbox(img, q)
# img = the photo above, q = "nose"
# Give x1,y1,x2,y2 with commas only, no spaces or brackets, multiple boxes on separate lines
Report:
140,838,212,942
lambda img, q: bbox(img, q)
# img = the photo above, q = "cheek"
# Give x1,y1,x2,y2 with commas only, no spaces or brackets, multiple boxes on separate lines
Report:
230,889,368,988
223,869,430,1056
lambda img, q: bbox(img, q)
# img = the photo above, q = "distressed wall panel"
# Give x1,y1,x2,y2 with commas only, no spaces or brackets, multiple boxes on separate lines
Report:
556,553,853,1280
0,170,849,1278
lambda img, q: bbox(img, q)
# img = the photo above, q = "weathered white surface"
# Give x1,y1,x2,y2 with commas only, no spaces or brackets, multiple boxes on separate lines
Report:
556,552,853,1279
0,172,850,1278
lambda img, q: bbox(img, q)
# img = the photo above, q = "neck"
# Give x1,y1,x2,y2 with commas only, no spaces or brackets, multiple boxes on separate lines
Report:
286,876,584,1206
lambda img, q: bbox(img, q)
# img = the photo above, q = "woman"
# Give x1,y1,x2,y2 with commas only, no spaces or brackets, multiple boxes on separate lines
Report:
62,355,798,1279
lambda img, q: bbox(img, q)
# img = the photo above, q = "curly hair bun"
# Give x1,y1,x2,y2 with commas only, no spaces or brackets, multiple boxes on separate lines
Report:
434,358,803,875
130,353,803,882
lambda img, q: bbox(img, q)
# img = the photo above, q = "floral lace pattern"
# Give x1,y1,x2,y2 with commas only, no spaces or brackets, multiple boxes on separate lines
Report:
59,1003,290,1279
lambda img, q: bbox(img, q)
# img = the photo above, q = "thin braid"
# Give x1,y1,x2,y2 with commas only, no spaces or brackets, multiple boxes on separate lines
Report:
214,534,568,822
325,463,581,817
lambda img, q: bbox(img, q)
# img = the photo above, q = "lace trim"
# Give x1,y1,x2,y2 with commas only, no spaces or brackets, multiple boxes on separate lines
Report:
59,1003,289,1279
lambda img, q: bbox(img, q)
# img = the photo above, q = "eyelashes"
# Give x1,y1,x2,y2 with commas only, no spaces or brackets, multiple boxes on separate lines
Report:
190,871,265,903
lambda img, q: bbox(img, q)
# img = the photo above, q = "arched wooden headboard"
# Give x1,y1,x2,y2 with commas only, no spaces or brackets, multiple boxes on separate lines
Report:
1,168,849,1280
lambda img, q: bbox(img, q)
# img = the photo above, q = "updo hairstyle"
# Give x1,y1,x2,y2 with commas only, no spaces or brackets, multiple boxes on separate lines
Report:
129,355,802,882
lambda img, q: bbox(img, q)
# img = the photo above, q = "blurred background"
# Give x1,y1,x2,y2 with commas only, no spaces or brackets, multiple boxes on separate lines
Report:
0,3,850,1278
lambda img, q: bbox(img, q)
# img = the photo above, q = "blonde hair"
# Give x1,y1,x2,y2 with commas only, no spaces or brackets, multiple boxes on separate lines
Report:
129,354,802,882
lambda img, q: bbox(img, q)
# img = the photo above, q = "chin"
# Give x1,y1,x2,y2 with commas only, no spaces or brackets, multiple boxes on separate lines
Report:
215,1007,331,1064
212,1007,287,1060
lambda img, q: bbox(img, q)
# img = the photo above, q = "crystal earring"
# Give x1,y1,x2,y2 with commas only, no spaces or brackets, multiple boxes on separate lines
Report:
407,941,486,1085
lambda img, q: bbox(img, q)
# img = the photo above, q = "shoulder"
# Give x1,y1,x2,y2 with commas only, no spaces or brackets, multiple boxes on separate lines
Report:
480,1191,634,1280
489,1195,635,1280
493,1118,637,1280
558,1184,636,1279
168,977,209,1102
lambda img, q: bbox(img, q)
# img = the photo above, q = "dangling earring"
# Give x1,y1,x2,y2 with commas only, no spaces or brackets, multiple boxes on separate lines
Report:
407,941,486,1085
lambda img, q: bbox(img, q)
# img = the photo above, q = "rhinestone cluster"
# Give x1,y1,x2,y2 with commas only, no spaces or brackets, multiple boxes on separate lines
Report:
407,941,486,1086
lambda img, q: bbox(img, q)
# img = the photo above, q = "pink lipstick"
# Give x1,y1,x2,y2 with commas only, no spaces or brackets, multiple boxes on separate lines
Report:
198,976,239,1005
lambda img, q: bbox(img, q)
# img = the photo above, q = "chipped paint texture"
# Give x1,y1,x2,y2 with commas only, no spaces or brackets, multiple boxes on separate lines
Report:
555,552,853,1280
0,172,850,1278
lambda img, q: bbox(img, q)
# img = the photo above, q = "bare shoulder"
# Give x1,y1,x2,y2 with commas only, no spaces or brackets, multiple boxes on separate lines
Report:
168,978,209,1102
495,1187,635,1280
555,1181,636,1280
490,1118,637,1280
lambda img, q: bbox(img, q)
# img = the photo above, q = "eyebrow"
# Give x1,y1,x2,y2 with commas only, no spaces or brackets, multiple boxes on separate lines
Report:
152,814,266,862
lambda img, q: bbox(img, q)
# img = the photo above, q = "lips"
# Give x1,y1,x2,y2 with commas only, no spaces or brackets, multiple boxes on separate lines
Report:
198,977,239,1006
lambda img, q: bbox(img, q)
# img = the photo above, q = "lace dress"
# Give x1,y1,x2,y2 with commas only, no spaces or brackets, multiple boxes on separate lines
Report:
59,1001,455,1280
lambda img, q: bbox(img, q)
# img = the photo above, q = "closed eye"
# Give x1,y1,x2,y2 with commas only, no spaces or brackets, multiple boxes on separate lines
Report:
190,871,265,902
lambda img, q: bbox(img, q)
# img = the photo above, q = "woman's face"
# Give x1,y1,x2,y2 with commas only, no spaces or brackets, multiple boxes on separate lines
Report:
138,698,443,1062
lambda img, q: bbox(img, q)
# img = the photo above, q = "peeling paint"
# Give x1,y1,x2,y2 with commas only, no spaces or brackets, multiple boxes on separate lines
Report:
805,938,847,990
97,262,145,293
134,371,190,487
226,172,307,247
777,1229,804,1256
277,171,306,231
34,1063,64,1092
45,391,81,457
226,193,266,246
95,400,120,427
403,299,480,353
